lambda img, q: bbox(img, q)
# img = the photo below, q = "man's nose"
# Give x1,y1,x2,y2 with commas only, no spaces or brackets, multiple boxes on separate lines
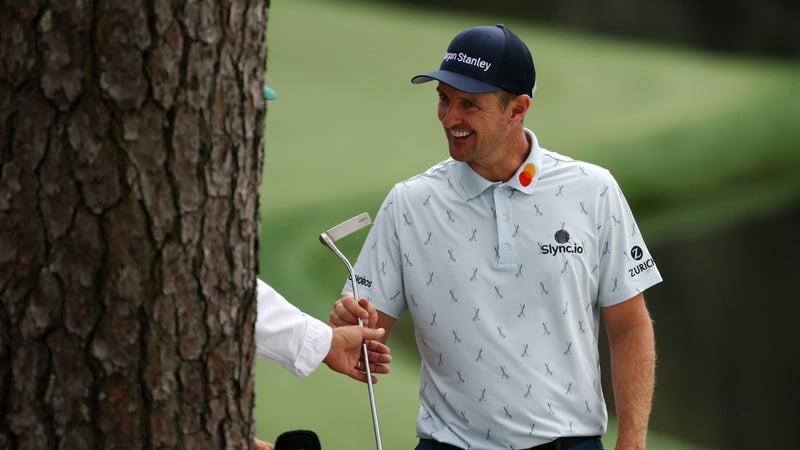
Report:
439,105,461,126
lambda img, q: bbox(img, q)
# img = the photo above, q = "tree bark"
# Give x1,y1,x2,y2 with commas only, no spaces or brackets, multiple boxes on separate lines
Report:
0,0,269,448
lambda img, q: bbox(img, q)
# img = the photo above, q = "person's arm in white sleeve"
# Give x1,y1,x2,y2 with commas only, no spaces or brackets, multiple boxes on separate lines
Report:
254,279,332,377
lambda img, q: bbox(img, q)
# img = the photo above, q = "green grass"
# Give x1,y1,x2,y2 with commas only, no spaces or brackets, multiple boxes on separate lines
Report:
255,0,800,448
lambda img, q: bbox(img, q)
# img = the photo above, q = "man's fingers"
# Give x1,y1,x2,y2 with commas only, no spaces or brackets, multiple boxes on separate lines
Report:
329,299,358,326
356,352,391,370
355,359,391,378
368,361,391,375
357,297,378,327
368,350,391,364
351,363,387,384
365,339,391,360
329,293,371,327
361,327,386,341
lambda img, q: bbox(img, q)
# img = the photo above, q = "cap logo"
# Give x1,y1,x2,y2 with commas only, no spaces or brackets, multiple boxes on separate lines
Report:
443,52,493,72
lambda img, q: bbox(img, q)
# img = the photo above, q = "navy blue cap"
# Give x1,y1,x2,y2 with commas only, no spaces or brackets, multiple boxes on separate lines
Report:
411,24,536,96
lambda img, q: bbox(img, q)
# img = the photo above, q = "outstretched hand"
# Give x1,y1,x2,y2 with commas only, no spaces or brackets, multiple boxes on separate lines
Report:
323,325,391,383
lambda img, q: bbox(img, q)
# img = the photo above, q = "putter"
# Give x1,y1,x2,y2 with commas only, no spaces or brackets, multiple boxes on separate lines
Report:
319,212,383,450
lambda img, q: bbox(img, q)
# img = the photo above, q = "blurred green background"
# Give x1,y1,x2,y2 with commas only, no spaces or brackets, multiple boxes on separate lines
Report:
254,0,800,448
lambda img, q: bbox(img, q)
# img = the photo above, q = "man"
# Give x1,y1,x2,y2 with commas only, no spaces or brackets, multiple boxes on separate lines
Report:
255,279,391,449
329,24,661,450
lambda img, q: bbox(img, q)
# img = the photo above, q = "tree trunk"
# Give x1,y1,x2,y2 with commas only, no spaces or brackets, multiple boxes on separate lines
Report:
0,0,269,448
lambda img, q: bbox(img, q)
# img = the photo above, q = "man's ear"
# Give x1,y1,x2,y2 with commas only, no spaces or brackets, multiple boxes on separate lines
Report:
509,94,531,124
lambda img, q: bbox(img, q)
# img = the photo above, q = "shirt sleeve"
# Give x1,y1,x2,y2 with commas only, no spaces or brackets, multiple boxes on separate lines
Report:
254,279,333,377
597,174,663,306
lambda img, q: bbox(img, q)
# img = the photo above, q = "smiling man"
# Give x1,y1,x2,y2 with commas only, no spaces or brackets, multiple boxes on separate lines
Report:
329,24,662,450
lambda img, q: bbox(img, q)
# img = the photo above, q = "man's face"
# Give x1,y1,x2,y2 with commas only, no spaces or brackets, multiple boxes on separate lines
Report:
436,83,515,169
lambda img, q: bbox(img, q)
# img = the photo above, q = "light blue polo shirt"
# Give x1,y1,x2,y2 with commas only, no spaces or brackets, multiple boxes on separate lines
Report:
346,129,662,449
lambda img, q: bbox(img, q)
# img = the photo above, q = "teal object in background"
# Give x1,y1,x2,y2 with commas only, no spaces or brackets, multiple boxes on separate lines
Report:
263,85,277,100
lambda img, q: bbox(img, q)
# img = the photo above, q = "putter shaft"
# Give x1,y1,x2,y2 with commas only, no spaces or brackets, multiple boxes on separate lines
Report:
319,213,383,450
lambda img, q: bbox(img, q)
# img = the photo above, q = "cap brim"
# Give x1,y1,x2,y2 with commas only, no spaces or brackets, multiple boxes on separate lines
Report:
411,70,500,94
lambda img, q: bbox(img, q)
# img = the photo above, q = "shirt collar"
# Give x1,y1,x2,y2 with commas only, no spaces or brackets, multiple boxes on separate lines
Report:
455,128,543,199
504,128,542,195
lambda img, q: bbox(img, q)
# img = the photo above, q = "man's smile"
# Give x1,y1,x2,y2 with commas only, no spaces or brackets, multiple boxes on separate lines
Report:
450,129,474,138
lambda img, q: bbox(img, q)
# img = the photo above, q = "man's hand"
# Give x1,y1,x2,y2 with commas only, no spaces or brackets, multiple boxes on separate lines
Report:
323,326,391,383
329,293,378,328
254,438,274,450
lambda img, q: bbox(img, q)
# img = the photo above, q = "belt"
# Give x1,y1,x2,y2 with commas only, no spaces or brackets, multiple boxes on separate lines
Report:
418,436,598,450
527,436,598,450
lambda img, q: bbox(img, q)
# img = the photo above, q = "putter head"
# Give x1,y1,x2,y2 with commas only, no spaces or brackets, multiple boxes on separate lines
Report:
319,212,372,249
319,212,372,297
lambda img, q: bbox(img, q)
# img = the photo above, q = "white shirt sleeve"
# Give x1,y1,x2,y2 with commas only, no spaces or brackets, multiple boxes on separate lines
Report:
254,279,333,378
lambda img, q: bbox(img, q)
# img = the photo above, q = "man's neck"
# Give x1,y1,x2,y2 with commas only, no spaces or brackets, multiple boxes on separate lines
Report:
468,130,532,182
